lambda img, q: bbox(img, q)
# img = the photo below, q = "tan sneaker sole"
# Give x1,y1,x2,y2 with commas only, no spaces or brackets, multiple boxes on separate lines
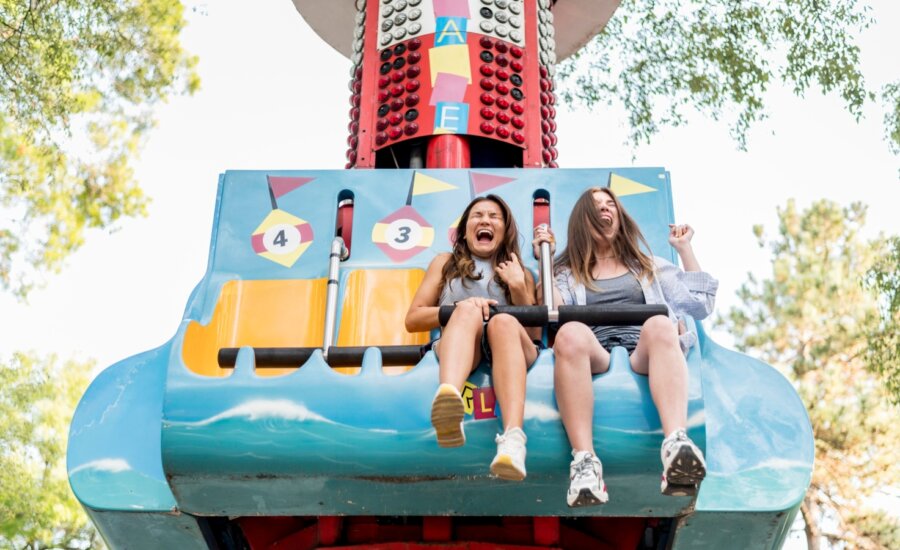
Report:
431,385,465,447
490,454,526,481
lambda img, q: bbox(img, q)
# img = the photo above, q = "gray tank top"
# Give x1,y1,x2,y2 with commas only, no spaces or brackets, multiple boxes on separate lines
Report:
585,271,645,346
439,257,509,306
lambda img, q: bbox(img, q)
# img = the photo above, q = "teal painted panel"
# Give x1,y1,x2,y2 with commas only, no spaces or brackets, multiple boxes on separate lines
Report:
163,346,703,517
161,168,706,516
695,324,814,513
671,507,800,550
87,508,208,549
68,346,178,512
68,164,813,541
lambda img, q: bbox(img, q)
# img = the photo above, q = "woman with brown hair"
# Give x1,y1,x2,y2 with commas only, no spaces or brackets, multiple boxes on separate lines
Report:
406,194,542,481
533,187,718,507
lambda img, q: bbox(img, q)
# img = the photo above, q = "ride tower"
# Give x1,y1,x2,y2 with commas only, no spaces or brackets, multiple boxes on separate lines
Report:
67,2,814,549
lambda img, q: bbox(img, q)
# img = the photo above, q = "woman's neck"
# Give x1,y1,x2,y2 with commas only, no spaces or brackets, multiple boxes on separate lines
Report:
594,244,616,260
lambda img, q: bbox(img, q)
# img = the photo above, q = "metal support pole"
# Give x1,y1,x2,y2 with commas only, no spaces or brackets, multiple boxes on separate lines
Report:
323,237,348,360
538,224,554,312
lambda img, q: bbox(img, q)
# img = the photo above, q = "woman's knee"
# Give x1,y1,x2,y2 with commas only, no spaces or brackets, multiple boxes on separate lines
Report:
451,300,486,327
640,315,678,347
553,322,595,359
486,313,521,339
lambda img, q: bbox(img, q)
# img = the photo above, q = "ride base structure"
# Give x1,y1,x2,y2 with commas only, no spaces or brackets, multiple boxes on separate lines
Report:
67,2,813,549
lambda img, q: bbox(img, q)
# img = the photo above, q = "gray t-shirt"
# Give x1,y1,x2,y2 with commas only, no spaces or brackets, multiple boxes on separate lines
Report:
439,256,508,306
585,271,646,348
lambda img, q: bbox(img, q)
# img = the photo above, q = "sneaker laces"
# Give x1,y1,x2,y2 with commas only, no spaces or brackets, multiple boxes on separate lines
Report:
495,428,525,455
663,429,688,452
571,454,598,481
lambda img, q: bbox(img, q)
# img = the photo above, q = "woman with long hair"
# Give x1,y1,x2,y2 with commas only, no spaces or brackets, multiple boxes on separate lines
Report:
533,187,718,507
406,195,542,480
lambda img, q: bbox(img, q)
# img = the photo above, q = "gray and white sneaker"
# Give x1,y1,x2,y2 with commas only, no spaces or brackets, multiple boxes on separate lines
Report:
660,429,706,496
490,427,527,480
566,450,609,507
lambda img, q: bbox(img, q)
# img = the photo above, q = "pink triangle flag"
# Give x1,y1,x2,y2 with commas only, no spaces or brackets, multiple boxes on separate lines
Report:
470,172,517,195
267,176,315,198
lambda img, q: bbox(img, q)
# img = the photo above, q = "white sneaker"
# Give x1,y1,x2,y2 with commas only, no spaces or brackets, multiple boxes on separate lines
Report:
431,384,465,447
490,427,527,481
566,450,609,507
660,429,706,496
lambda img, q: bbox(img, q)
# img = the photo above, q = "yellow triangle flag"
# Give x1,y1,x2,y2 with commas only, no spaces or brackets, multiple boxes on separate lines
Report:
413,172,458,196
609,173,657,196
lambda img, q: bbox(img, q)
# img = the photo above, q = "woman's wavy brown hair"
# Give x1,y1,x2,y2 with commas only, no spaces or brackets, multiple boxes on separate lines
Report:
440,194,522,302
556,187,655,289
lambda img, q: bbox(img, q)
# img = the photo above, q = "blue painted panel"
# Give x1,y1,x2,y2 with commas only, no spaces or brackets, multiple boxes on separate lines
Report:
87,509,208,549
158,168,707,516
68,346,177,512
695,324,814,512
68,166,812,534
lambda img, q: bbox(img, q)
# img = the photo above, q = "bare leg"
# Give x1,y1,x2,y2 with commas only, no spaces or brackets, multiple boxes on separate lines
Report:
435,301,484,390
553,322,610,454
629,315,687,436
486,313,539,431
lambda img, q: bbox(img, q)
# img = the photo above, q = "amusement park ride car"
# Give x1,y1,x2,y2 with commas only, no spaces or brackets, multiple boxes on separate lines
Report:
67,1,814,548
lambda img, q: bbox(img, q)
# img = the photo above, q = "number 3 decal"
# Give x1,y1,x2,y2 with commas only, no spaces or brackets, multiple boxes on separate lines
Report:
384,219,423,251
394,226,411,244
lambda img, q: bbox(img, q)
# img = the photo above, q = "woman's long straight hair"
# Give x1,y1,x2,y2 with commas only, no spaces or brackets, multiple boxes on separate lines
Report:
440,194,522,302
556,187,655,289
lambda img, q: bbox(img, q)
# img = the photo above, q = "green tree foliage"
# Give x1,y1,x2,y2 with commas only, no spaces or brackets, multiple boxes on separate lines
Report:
0,353,103,549
0,0,199,298
720,200,900,550
864,236,900,404
559,0,900,154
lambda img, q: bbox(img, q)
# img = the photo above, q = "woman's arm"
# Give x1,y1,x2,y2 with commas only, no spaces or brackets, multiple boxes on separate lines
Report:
532,225,565,308
495,253,542,339
669,223,700,272
405,253,452,333
655,258,719,321
520,268,542,340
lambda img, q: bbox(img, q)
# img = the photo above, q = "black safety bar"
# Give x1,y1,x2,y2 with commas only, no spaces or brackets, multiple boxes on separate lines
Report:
437,304,668,326
217,304,668,368
218,345,423,368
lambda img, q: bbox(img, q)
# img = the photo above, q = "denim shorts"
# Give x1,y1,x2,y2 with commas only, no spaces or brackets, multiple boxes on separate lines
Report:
597,334,640,354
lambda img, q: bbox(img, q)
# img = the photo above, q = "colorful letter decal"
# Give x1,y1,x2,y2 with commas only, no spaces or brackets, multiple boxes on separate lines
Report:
462,381,476,415
435,102,469,134
251,209,314,268
251,175,316,267
473,386,497,420
435,17,467,46
372,205,435,262
461,382,497,419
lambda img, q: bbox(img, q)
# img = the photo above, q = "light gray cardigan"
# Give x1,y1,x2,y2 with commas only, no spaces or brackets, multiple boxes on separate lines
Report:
554,256,719,352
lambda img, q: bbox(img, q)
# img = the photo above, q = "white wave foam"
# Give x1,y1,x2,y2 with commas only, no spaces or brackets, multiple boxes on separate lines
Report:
187,399,334,426
524,401,560,421
69,458,132,475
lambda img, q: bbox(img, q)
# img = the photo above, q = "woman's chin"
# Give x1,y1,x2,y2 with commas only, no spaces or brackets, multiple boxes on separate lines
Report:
471,244,497,258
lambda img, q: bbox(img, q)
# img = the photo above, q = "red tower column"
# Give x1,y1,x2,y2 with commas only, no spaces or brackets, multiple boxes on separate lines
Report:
344,0,560,170
425,134,471,168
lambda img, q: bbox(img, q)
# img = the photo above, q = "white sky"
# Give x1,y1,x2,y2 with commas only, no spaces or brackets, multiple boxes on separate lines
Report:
1,2,898,375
